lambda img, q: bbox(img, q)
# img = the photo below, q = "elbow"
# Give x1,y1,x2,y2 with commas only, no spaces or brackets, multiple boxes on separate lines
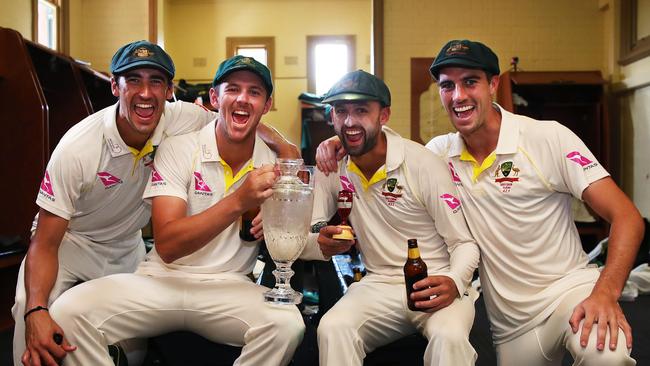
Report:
155,243,178,264
158,252,177,264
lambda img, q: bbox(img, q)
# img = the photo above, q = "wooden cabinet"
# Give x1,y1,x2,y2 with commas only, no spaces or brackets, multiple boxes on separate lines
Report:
0,26,116,331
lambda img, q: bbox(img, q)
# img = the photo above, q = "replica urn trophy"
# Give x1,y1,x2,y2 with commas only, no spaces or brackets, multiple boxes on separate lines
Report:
262,159,315,304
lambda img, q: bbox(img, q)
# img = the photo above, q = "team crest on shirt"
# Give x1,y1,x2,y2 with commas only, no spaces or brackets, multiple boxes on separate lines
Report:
566,151,598,171
493,161,520,193
448,162,462,186
381,177,403,206
193,172,213,196
150,166,166,186
38,171,55,201
97,172,122,189
440,193,462,213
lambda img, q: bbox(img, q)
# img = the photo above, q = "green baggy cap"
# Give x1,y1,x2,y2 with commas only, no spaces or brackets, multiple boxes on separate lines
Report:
322,70,391,107
429,40,500,80
110,40,175,79
212,55,273,96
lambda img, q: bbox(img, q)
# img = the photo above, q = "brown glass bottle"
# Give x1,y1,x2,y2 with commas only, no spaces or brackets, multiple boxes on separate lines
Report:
353,267,363,282
239,206,260,241
404,238,428,311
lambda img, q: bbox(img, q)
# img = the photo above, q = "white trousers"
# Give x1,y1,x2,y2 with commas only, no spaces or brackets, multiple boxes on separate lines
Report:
317,275,478,366
11,234,144,366
496,286,635,366
49,272,305,366
628,264,650,294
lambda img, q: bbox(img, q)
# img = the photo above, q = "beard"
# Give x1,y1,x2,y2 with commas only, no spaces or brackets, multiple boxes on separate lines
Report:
340,126,381,157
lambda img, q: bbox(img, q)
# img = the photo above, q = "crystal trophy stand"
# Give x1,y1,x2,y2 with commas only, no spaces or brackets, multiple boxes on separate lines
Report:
262,159,315,304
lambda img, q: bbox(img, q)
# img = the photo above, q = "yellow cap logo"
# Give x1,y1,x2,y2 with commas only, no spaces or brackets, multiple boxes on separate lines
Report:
446,42,469,55
133,47,154,58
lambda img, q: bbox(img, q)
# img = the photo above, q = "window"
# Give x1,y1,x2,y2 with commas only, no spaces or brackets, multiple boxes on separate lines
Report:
226,37,275,84
620,0,650,65
34,0,60,50
307,35,356,95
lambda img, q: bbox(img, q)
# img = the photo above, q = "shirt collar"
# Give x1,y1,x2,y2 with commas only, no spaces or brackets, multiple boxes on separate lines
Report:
383,126,405,173
103,103,131,157
103,101,171,158
198,119,273,167
493,104,519,155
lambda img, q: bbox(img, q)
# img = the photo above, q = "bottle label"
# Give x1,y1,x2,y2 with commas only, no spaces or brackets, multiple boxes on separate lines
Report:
408,248,421,259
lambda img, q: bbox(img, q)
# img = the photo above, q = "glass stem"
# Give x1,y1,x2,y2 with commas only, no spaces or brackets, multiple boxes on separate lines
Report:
273,262,295,291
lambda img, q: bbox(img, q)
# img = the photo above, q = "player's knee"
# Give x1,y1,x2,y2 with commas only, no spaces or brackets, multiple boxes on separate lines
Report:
570,332,634,366
269,308,305,341
576,345,634,366
428,323,470,346
318,310,355,339
49,289,90,328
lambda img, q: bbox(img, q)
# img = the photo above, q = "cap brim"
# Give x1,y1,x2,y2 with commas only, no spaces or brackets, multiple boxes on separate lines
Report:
213,65,273,94
322,93,380,104
112,61,174,79
429,58,488,79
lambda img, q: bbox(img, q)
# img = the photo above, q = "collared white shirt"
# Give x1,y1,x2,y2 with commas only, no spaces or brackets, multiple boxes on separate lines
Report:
35,101,214,256
140,120,277,277
426,104,608,343
310,126,479,294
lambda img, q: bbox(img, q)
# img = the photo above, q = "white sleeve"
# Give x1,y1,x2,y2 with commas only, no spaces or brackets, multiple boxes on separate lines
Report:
548,122,609,199
35,148,82,220
143,135,192,202
299,169,339,261
425,133,455,158
418,155,479,296
164,101,216,136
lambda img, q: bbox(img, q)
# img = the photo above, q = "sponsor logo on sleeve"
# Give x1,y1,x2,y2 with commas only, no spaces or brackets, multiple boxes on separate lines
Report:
150,167,166,186
193,172,212,195
566,151,598,170
97,172,122,189
440,193,461,213
494,161,520,193
39,171,55,201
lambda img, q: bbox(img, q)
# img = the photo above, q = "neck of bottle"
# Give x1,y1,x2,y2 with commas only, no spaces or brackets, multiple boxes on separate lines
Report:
408,247,421,259
407,239,421,259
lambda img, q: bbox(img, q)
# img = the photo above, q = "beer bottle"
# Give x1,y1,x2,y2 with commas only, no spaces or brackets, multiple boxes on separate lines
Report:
404,238,428,311
239,206,260,241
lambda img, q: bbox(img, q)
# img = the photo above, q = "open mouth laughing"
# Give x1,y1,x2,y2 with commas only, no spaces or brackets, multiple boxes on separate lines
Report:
344,128,364,146
453,104,475,119
232,109,250,124
134,103,155,119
